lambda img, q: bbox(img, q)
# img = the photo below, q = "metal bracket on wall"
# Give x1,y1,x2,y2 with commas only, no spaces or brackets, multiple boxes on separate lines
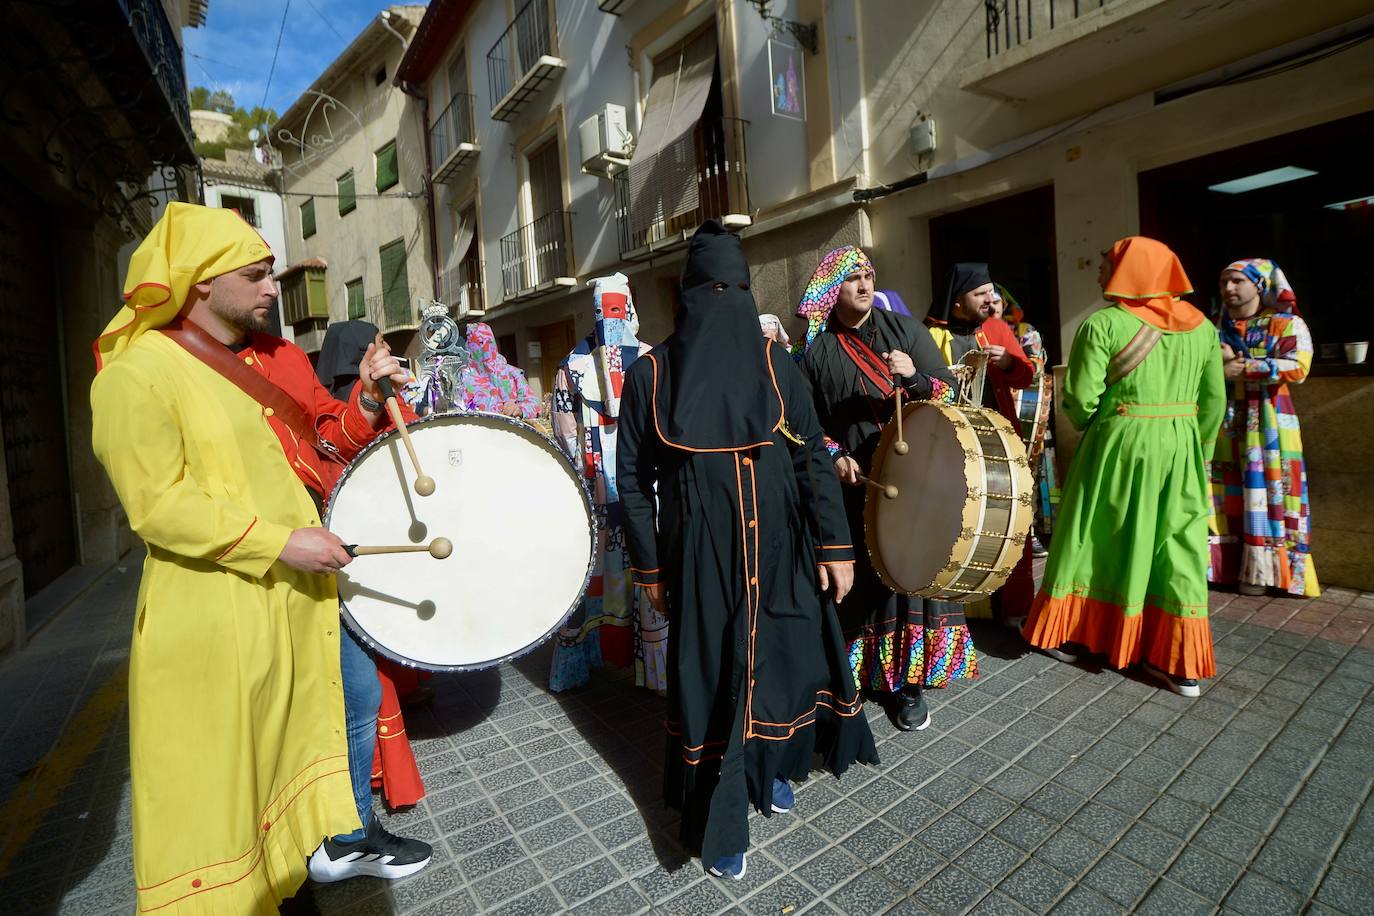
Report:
745,0,819,55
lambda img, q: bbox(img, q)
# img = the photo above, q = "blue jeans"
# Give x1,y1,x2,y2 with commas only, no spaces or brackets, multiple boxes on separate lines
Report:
337,625,381,842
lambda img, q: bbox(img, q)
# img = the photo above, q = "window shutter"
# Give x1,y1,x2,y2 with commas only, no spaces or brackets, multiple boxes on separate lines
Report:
307,272,329,317
300,198,316,238
346,279,365,320
379,239,410,327
281,274,307,324
338,171,356,215
376,140,399,191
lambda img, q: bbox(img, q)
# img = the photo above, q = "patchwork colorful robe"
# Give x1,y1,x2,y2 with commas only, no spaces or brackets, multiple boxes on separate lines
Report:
1208,309,1320,597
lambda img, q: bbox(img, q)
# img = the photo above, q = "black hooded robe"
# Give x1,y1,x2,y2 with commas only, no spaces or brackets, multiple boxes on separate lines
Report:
801,309,980,694
617,223,877,863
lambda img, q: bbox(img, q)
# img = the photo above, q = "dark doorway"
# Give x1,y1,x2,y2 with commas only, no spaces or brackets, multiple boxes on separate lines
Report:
1139,108,1374,355
0,184,75,600
929,184,1060,364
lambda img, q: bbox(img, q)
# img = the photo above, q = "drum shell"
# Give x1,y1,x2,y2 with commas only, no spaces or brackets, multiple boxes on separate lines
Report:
863,401,1035,602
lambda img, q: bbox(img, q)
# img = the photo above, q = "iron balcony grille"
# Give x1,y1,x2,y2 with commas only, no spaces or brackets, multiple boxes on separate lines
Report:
500,210,573,300
120,0,193,148
486,0,563,120
366,293,418,331
985,0,1109,57
431,93,479,179
441,259,485,313
614,117,751,259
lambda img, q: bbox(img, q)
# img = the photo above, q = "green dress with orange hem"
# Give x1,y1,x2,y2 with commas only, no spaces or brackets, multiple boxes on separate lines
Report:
1024,305,1225,679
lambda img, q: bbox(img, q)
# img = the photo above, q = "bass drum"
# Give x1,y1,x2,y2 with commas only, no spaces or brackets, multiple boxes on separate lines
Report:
1011,368,1053,466
326,412,594,671
864,401,1034,602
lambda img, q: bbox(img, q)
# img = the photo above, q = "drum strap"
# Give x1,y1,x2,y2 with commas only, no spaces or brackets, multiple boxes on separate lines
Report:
159,317,343,463
1105,325,1163,388
836,331,895,397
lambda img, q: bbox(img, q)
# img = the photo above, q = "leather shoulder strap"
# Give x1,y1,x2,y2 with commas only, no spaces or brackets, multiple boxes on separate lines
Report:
159,317,318,446
1106,324,1163,388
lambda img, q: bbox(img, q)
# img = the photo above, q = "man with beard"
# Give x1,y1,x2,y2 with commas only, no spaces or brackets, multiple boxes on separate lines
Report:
617,222,877,879
91,204,430,912
798,246,974,733
926,263,1038,625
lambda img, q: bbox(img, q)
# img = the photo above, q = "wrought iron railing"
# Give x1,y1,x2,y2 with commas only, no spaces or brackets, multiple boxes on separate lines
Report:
366,293,417,330
441,258,485,313
500,210,572,299
613,117,751,256
487,0,555,108
431,93,478,167
120,0,193,142
984,0,1108,57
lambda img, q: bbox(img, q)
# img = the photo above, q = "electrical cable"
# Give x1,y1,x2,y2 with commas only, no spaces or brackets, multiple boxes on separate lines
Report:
259,0,293,114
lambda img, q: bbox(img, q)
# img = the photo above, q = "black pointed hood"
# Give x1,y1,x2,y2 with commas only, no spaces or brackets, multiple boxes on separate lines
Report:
651,221,782,451
928,261,992,326
315,319,380,399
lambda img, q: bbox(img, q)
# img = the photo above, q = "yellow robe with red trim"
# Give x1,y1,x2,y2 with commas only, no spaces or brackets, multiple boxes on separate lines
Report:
91,332,358,913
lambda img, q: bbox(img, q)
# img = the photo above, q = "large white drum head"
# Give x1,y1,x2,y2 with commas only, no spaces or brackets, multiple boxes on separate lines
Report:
869,406,966,594
326,413,594,671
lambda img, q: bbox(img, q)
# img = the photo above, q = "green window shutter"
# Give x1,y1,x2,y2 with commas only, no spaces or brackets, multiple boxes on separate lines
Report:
337,171,356,215
346,279,365,320
376,140,399,192
300,198,316,238
379,239,410,326
281,274,307,324
307,272,329,317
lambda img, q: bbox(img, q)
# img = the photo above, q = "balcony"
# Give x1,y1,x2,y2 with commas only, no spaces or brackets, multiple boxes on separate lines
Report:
962,0,1374,110
431,93,480,183
290,319,329,354
614,118,751,261
366,293,421,333
597,0,637,13
441,259,486,316
499,211,576,303
486,0,566,123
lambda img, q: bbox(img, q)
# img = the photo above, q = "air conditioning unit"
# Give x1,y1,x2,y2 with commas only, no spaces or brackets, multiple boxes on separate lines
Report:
579,104,632,178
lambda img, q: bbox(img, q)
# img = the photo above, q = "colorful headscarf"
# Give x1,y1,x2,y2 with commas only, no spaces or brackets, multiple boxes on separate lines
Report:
95,202,273,370
796,245,874,352
995,284,1024,324
758,314,791,348
1102,236,1204,332
460,322,539,417
563,273,643,419
1221,259,1298,313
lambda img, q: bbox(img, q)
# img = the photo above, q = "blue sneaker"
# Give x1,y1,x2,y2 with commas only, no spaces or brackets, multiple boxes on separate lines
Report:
707,851,747,879
771,777,795,813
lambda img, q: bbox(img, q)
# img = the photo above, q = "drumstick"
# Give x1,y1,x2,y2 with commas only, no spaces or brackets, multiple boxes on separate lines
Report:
345,537,454,559
857,475,899,500
375,376,436,497
892,379,909,455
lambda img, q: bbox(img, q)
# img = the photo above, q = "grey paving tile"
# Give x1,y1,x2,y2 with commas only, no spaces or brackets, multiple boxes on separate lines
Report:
553,857,624,906
1165,845,1244,901
1166,771,1230,810
1033,827,1105,879
1050,885,1125,915
840,819,905,863
996,858,1072,912
487,886,563,916
661,878,731,915
715,849,784,900
881,793,944,834
574,792,636,829
388,862,466,912
1214,789,1285,833
593,812,649,852
1250,837,1327,897
741,875,814,915
828,870,905,914
470,860,545,909
991,807,1057,851
794,846,865,896
1022,781,1087,823
631,860,704,904
1142,795,1208,838
519,813,583,852
541,835,604,878
1120,753,1176,790
1134,878,1214,916
1114,821,1181,872
1270,809,1347,857
459,837,525,882
959,834,1024,884
919,864,991,915
958,789,1017,829
1064,801,1132,846
1191,815,1265,866
985,766,1045,803
506,796,567,832
569,880,650,915
1315,865,1374,913
1334,834,1374,877
1224,871,1305,914
410,886,482,915
918,812,984,859
966,890,1032,915
1082,851,1155,909
875,839,947,892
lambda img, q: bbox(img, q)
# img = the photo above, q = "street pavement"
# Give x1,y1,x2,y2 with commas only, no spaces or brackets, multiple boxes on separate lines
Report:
1,556,1372,915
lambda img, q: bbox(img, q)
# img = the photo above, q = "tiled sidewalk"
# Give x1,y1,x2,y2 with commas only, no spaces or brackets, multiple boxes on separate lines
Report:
1,562,1371,915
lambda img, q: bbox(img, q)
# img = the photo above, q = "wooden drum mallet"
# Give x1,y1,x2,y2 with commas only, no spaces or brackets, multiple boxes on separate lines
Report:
345,538,453,559
375,378,436,497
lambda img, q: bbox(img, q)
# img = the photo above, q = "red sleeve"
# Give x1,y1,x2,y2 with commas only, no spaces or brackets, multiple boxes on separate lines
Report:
256,338,390,461
983,319,1035,389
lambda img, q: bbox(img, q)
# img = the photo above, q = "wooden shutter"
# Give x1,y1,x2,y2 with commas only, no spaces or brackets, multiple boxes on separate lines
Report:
281,274,308,324
338,171,356,215
528,139,561,219
376,140,399,191
307,271,329,317
379,239,410,326
300,198,316,238
346,278,365,320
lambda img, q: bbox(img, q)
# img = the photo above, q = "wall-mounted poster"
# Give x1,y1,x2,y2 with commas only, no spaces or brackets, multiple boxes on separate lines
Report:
768,38,805,121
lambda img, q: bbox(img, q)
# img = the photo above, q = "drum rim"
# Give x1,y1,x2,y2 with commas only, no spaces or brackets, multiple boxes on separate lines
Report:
325,408,596,673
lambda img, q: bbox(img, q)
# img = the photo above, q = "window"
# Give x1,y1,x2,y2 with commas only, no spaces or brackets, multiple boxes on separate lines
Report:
379,239,410,327
376,140,399,192
346,278,365,320
374,64,387,86
280,268,329,325
337,170,356,216
526,139,561,220
220,194,259,227
300,197,316,239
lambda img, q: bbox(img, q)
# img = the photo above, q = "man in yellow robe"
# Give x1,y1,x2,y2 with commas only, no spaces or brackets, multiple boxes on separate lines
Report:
90,203,424,912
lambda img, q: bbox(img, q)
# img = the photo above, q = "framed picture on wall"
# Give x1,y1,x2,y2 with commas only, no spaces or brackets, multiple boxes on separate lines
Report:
768,38,805,121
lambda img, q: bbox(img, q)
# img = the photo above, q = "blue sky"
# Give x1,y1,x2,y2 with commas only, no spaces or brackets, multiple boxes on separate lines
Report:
183,0,424,118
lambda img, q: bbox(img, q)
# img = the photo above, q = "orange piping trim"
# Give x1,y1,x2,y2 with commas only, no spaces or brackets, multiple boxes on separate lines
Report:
645,353,779,452
214,518,257,561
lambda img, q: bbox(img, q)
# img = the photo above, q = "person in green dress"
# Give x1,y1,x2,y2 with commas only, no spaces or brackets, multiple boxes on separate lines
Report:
1022,236,1226,697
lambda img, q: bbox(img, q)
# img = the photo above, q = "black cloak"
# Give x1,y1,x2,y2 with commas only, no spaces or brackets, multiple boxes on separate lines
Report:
617,223,877,863
315,319,380,400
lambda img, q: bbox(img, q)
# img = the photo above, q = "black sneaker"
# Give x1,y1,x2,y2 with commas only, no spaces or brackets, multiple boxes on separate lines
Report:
307,817,432,882
892,687,931,732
